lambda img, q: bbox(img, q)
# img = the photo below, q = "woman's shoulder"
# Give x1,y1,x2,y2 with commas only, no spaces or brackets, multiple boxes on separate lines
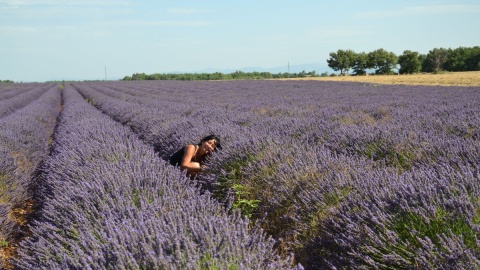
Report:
184,144,198,151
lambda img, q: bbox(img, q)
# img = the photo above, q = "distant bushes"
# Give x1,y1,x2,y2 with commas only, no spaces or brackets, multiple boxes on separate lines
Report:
123,70,317,81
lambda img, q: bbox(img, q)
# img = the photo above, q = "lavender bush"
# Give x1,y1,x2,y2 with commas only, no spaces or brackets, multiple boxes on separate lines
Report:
71,80,479,268
0,79,477,268
0,84,36,101
0,83,56,119
0,83,60,257
14,84,295,269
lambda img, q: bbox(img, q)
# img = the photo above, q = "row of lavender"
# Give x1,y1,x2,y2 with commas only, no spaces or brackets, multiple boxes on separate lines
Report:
74,80,480,269
14,84,294,269
0,83,60,260
0,83,56,119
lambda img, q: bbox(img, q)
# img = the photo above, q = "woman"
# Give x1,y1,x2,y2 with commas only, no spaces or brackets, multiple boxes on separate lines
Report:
169,135,221,179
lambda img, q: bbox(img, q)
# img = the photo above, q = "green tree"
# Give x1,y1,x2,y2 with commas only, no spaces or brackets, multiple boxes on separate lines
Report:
443,46,480,71
327,49,357,75
445,47,469,71
423,48,448,72
464,46,480,71
368,48,398,75
398,50,421,74
131,73,147,80
418,54,427,72
352,52,369,75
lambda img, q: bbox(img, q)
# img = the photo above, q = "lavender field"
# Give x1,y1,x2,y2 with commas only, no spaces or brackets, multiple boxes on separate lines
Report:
1,80,480,269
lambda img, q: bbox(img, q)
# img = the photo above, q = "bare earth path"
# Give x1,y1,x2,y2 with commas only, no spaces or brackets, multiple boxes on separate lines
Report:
281,71,480,87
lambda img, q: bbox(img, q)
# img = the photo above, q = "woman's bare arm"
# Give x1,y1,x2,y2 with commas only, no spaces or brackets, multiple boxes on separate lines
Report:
180,144,202,172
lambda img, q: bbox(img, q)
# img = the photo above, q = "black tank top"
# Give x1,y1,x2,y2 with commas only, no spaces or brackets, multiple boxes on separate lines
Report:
169,145,199,166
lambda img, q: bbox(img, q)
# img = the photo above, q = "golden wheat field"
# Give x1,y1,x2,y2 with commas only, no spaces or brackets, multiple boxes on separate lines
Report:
284,71,480,87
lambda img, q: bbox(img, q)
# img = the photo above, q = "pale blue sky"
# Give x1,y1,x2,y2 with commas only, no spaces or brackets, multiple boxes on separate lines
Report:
1,0,479,82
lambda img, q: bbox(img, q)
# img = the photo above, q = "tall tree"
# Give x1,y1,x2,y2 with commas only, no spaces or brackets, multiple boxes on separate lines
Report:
368,48,398,75
464,46,480,71
352,52,369,75
444,47,469,71
398,50,421,74
418,54,427,72
423,48,448,72
327,49,357,75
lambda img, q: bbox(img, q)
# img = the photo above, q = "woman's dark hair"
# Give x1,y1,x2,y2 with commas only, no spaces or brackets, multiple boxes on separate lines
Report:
198,134,222,151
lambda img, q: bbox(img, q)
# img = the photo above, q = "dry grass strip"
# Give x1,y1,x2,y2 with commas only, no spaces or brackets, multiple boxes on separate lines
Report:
0,200,34,269
281,71,480,87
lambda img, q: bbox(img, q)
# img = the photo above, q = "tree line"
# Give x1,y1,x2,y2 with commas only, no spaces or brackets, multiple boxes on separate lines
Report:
123,70,317,81
121,46,479,81
327,46,480,75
